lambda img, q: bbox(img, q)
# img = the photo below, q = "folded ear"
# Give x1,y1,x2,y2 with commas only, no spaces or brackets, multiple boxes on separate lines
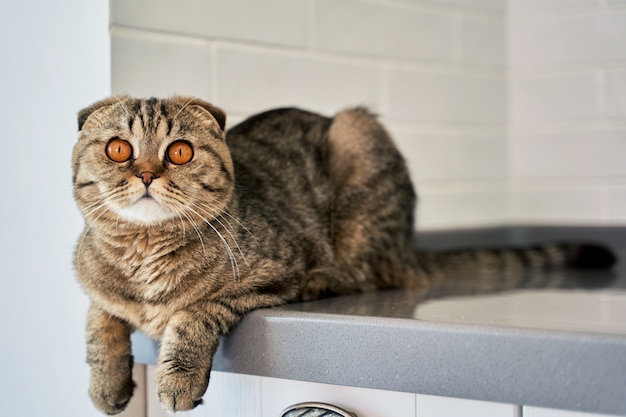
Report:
172,96,227,131
77,95,129,131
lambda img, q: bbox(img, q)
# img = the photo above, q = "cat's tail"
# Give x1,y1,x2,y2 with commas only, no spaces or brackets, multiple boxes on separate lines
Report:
415,242,617,294
418,242,616,271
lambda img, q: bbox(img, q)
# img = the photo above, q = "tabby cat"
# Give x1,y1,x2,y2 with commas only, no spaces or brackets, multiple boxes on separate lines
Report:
72,96,615,414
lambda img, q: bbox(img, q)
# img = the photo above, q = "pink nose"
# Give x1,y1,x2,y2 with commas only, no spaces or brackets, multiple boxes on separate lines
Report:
138,172,157,187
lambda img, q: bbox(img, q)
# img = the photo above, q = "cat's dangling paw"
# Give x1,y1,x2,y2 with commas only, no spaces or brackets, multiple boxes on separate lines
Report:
88,369,135,415
156,362,209,412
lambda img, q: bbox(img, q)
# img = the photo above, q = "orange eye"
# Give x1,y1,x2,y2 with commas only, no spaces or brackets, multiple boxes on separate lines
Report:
167,141,194,165
106,138,133,163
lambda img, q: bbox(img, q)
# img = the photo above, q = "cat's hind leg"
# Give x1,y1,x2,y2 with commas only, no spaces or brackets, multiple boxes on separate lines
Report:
301,108,426,300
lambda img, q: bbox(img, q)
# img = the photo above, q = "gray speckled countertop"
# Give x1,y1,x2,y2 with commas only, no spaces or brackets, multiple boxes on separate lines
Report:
132,227,626,416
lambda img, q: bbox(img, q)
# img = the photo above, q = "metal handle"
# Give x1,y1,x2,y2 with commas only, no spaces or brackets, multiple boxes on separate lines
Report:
281,402,358,417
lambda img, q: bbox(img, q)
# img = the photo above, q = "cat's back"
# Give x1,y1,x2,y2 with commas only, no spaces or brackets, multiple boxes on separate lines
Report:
226,108,334,211
226,107,332,160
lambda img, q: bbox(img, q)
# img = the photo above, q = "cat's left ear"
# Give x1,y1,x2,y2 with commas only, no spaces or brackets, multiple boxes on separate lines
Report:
173,97,226,131
77,95,129,131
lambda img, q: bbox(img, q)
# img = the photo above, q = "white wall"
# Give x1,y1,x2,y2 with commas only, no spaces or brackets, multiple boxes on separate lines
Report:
2,3,622,415
508,1,626,225
109,0,509,230
110,0,626,230
0,1,110,416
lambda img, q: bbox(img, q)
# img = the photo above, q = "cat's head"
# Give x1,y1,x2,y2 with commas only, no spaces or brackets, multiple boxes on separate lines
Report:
72,96,233,228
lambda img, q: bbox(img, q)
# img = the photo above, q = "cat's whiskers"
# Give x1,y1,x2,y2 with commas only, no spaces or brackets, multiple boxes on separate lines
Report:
194,192,260,250
184,205,240,281
82,201,108,220
207,201,260,250
162,184,239,274
175,210,186,239
218,213,250,268
80,187,117,212
160,185,193,241
191,202,251,271
180,210,207,258
83,185,130,216
80,189,120,223
163,201,185,239
167,181,254,277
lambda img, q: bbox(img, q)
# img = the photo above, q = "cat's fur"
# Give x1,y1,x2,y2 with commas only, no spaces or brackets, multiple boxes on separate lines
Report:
73,96,615,414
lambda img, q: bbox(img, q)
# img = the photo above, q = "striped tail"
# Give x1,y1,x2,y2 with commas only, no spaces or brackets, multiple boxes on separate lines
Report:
416,242,617,294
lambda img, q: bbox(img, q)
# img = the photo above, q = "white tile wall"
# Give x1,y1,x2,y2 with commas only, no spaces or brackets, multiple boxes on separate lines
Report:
214,44,380,116
315,0,453,62
419,0,505,9
459,18,506,67
387,70,506,123
392,131,507,182
509,183,608,224
606,69,626,119
508,0,598,11
510,73,599,123
111,28,213,100
110,0,626,229
510,12,626,66
608,186,626,223
418,183,508,229
511,130,626,178
508,3,626,226
110,0,308,48
389,131,463,183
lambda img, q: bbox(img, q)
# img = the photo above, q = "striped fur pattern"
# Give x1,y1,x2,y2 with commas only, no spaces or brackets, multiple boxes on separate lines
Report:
72,96,615,414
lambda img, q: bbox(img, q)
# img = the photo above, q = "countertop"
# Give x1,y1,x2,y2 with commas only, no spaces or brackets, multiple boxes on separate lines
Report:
131,227,626,415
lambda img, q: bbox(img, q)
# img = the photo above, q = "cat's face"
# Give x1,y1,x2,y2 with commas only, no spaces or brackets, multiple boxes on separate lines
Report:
72,96,233,228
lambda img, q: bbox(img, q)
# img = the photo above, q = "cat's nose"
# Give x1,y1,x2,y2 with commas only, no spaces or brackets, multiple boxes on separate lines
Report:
138,171,158,187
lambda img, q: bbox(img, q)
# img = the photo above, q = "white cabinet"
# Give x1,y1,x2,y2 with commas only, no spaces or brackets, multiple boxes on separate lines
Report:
523,406,619,417
417,394,520,417
140,368,262,417
132,367,622,417
262,375,415,417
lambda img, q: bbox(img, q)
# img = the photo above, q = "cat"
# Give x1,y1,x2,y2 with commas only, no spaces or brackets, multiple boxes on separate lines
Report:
72,96,616,414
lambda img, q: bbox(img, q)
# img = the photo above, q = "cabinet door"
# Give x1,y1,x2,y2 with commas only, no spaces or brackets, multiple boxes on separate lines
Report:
416,394,520,417
523,406,619,417
262,376,416,417
118,363,147,417
145,367,262,417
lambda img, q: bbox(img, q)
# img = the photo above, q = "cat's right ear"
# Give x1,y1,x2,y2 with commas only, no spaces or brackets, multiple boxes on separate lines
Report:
191,100,226,131
170,96,227,131
78,96,128,131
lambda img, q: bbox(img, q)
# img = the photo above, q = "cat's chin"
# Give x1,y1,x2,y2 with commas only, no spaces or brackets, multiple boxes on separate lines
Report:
113,197,177,225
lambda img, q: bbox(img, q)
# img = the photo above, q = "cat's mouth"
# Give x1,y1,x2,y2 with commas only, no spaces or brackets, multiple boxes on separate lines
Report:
113,191,177,224
133,191,162,209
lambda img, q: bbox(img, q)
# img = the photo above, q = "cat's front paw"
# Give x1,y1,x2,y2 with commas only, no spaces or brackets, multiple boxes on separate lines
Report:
156,362,209,412
89,368,135,415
